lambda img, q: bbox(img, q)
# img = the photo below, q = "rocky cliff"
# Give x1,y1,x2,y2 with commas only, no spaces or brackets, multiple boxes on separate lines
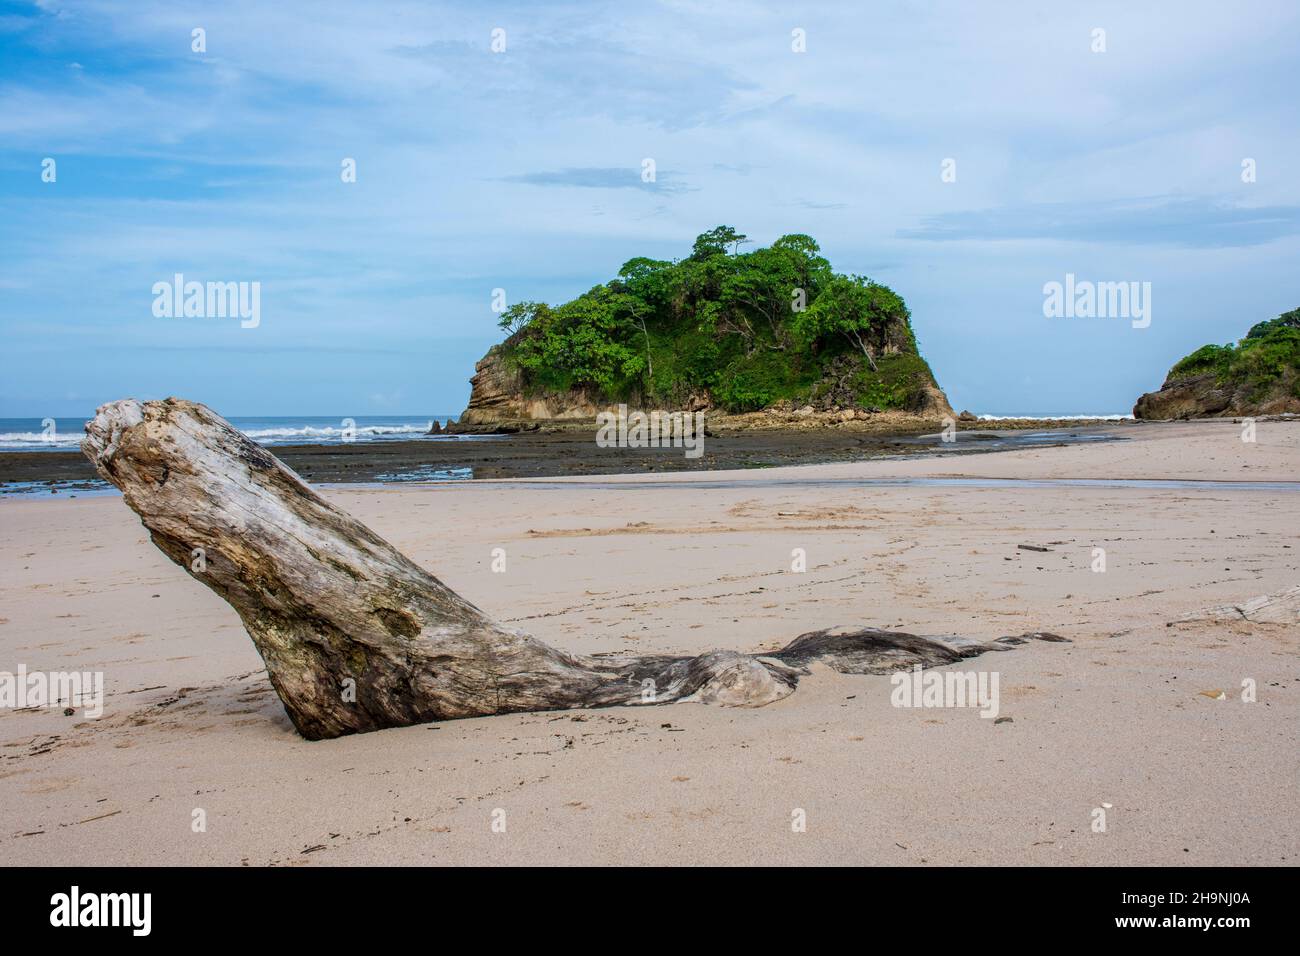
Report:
452,340,953,432
1133,308,1300,419
455,345,609,429
450,228,954,432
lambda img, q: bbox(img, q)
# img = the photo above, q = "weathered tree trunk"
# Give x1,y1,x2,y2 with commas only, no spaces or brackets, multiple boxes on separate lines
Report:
1172,586,1299,625
83,398,1065,740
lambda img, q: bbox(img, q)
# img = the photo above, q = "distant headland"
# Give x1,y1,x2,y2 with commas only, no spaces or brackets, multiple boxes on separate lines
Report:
1134,308,1300,419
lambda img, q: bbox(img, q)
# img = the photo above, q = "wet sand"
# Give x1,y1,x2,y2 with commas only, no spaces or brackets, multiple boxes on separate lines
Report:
0,419,1296,865
0,422,1129,491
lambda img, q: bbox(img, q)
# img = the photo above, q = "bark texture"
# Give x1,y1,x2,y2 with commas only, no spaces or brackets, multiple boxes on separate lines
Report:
1172,586,1300,625
83,398,1064,740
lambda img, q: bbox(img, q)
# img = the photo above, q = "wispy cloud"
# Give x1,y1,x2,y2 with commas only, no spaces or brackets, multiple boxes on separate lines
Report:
792,199,848,211
499,166,691,193
898,198,1300,248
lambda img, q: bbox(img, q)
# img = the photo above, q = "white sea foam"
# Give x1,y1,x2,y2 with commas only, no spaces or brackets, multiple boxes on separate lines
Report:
975,414,1134,421
237,424,432,442
0,420,450,451
0,432,84,450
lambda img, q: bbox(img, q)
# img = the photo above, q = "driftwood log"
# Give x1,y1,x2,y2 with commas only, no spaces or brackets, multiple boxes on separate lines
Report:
83,398,1066,740
1171,586,1300,625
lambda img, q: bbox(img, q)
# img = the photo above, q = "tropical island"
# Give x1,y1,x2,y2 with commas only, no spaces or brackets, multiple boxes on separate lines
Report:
1134,308,1300,419
451,227,953,431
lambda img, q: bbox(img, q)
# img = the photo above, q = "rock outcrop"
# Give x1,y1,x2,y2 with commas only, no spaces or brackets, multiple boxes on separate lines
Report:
1134,372,1300,419
454,346,609,430
1133,374,1237,420
911,379,956,418
451,229,954,432
1134,309,1300,419
451,346,953,431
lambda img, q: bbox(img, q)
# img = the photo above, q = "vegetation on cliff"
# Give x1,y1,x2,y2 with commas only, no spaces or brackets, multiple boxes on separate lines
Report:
494,227,945,414
1134,307,1300,418
1166,309,1300,397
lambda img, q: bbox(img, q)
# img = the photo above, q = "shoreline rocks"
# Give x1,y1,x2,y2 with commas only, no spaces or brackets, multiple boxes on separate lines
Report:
1133,373,1300,420
448,344,960,435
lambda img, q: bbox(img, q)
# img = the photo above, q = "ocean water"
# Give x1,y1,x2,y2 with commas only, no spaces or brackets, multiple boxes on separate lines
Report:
976,413,1134,421
2,413,1136,451
0,415,467,452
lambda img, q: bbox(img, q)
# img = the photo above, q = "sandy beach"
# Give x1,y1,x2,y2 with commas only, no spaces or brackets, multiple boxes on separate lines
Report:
1,419,1296,866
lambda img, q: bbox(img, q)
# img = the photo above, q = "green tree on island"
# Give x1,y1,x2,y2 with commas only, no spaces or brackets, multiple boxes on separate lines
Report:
495,227,944,414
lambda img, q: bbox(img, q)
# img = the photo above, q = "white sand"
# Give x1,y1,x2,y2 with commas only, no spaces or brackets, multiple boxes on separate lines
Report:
1,420,1296,865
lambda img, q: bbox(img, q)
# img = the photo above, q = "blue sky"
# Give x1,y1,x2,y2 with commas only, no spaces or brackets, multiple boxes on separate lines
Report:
1,0,1297,417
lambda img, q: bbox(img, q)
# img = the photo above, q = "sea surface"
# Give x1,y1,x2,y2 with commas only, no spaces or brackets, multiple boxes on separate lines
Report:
0,413,1136,452
0,415,462,452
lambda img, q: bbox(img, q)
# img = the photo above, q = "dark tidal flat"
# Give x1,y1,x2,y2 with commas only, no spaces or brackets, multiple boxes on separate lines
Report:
0,426,1124,493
